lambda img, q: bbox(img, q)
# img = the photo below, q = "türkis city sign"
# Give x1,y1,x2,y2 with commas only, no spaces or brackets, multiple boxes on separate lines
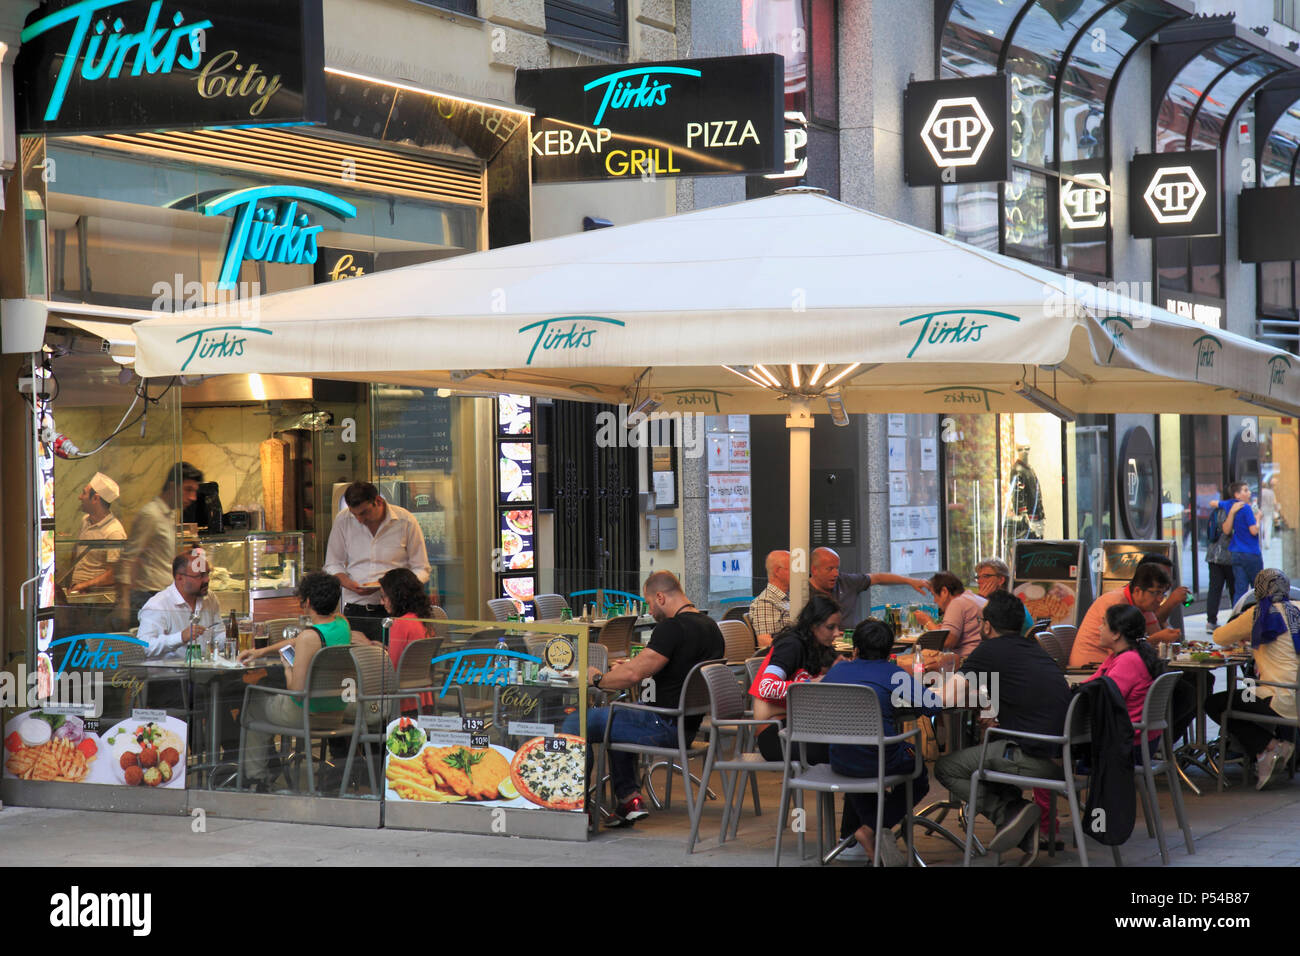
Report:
514,54,784,183
14,0,325,134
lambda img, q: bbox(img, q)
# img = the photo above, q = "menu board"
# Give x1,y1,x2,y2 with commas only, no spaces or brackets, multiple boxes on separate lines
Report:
498,394,534,436
1099,540,1175,594
4,709,188,790
498,443,534,505
500,510,535,571
383,715,585,812
374,396,453,475
1011,539,1085,626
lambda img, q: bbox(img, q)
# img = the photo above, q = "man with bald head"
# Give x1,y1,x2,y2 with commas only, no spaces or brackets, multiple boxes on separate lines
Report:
750,550,792,648
809,547,930,630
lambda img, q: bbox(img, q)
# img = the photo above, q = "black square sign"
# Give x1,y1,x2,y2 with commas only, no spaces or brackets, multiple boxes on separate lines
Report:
903,74,1011,186
1128,150,1220,238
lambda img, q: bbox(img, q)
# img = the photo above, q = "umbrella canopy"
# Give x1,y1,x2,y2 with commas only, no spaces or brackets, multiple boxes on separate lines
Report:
131,191,1297,418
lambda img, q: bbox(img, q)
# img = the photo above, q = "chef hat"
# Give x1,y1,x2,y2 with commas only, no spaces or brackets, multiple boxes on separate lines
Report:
89,472,120,503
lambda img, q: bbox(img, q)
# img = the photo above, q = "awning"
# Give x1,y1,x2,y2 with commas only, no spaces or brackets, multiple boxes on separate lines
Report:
1,298,153,355
130,191,1300,418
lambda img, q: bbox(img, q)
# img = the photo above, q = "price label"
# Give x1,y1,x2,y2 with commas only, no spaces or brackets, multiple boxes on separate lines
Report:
42,703,92,717
83,720,100,733
462,717,485,732
419,715,463,731
425,732,471,748
470,733,491,749
131,709,166,723
508,721,554,738
544,736,568,753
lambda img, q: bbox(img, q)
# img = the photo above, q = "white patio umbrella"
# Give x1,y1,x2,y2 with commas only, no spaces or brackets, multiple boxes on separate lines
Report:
131,190,1298,604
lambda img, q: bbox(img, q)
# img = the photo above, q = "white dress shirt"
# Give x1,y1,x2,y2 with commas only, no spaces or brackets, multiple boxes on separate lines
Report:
323,502,431,606
137,583,226,660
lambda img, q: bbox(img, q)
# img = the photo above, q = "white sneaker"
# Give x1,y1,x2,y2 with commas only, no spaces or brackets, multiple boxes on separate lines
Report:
837,841,868,862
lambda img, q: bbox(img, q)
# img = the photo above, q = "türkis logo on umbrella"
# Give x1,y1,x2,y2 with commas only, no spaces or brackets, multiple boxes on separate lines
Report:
898,309,1019,358
1193,333,1223,379
1099,316,1132,364
1269,355,1292,395
518,316,625,365
925,385,1003,412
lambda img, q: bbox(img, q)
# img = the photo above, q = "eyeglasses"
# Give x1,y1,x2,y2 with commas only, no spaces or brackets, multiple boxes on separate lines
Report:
1137,587,1169,599
976,572,1004,580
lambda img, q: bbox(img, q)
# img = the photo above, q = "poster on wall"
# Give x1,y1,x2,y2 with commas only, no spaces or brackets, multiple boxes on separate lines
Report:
383,716,585,812
4,709,187,789
708,473,751,511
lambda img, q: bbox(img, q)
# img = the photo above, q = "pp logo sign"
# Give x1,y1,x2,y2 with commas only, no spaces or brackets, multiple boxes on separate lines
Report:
1143,166,1207,224
920,97,994,169
1061,174,1108,230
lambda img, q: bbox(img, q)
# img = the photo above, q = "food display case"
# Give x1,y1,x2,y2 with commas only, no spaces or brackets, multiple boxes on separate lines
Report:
199,531,304,619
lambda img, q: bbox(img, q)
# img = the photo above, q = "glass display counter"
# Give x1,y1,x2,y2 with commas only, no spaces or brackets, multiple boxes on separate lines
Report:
199,532,304,619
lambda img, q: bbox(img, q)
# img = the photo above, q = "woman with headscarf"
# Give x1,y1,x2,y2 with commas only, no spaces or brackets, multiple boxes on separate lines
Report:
1207,568,1299,789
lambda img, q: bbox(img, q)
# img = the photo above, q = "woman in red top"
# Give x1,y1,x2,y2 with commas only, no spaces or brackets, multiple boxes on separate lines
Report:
379,568,436,715
1084,603,1164,757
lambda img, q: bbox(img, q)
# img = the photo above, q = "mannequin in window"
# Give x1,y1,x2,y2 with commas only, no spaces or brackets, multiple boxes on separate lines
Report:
1005,442,1045,542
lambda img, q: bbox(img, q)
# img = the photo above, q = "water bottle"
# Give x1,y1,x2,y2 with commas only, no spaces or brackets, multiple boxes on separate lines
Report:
495,633,509,674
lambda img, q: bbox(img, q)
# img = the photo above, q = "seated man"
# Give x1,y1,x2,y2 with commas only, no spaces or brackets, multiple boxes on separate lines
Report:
563,570,724,827
916,571,986,657
821,620,941,866
935,591,1071,865
749,549,791,649
974,557,1034,634
137,548,225,659
1069,562,1181,668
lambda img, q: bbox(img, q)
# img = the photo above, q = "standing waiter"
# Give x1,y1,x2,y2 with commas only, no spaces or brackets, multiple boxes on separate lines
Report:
324,481,430,641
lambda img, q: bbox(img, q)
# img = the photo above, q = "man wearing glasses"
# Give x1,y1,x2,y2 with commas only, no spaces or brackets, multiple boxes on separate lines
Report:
137,548,226,659
1068,563,1181,668
974,557,1035,634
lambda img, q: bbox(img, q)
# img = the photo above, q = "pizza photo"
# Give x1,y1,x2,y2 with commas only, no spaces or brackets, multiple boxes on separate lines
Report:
509,734,586,811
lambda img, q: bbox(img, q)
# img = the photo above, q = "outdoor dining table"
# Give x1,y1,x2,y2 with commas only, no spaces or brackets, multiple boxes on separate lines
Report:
132,657,284,789
1166,655,1245,796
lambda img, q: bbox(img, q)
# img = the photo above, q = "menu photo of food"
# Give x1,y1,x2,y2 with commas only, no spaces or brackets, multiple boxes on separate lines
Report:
4,711,100,784
498,446,534,504
502,575,535,606
497,395,533,436
500,511,535,570
384,734,585,811
1013,580,1079,625
100,716,187,789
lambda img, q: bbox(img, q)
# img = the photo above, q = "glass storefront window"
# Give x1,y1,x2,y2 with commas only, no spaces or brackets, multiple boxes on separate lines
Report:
886,415,940,578
999,414,1063,558
1159,414,1193,591
942,414,997,584
1259,416,1298,574
1067,415,1112,561
941,182,999,252
706,415,753,600
1004,167,1055,267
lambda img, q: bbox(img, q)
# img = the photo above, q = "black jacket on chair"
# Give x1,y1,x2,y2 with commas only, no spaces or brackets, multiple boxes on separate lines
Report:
1076,677,1136,846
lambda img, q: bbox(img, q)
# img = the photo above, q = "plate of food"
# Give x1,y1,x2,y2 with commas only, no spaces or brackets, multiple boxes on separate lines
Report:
101,716,186,789
4,711,99,783
509,552,534,570
1012,581,1077,625
500,443,532,462
503,577,534,603
385,743,530,806
499,458,523,494
505,510,533,535
510,734,586,811
385,716,425,759
501,529,524,557
507,486,531,502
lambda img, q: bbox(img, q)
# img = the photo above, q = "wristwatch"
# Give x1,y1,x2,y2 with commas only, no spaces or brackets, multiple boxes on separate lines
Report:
592,672,604,687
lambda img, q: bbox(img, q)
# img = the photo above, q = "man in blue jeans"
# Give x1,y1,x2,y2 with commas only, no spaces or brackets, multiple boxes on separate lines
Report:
562,571,724,826
1220,481,1263,601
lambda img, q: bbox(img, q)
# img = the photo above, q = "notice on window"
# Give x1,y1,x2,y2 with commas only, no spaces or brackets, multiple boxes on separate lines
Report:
889,473,908,506
888,437,907,472
888,414,907,436
709,474,751,511
920,437,937,472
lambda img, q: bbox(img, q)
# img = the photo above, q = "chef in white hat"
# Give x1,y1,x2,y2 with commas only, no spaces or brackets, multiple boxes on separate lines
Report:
68,472,127,593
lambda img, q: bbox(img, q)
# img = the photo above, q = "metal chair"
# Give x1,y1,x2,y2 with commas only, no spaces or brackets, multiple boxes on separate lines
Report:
262,617,299,644
722,605,750,623
1051,624,1077,663
595,658,723,827
597,614,637,658
342,643,398,795
915,628,951,653
718,619,757,665
486,598,517,621
237,645,361,796
392,636,444,715
533,593,569,621
688,663,784,853
1135,671,1196,864
1037,631,1068,669
962,692,1103,867
774,682,923,867
1216,668,1300,789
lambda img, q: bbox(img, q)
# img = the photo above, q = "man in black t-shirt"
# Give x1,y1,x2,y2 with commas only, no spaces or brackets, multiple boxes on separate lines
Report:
562,571,724,826
934,591,1071,865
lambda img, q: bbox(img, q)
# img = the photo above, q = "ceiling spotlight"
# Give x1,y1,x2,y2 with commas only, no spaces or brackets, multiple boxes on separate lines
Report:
117,366,135,386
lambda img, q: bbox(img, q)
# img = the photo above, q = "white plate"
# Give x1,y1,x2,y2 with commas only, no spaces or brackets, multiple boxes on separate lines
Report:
499,458,522,493
500,443,532,461
101,714,187,789
385,742,532,808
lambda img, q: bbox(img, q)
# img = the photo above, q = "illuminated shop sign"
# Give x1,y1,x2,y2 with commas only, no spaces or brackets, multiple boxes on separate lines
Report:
15,0,324,134
1128,150,1219,238
204,185,356,290
515,54,783,183
1060,173,1108,231
903,75,1011,186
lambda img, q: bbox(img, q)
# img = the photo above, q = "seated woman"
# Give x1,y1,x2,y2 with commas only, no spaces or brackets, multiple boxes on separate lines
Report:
750,595,845,762
821,620,941,866
1208,568,1299,790
237,571,375,791
380,568,437,716
1083,604,1164,761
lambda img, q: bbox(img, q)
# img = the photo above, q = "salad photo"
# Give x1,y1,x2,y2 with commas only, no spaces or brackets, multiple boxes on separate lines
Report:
386,717,426,759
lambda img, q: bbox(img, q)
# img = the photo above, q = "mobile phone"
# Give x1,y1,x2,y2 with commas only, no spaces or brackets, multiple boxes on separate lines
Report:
279,645,295,667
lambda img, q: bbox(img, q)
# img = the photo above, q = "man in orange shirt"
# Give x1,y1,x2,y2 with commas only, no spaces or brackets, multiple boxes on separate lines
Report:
1069,563,1182,668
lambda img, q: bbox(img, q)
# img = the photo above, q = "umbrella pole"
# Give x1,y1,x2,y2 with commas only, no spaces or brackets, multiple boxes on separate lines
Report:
787,397,814,612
